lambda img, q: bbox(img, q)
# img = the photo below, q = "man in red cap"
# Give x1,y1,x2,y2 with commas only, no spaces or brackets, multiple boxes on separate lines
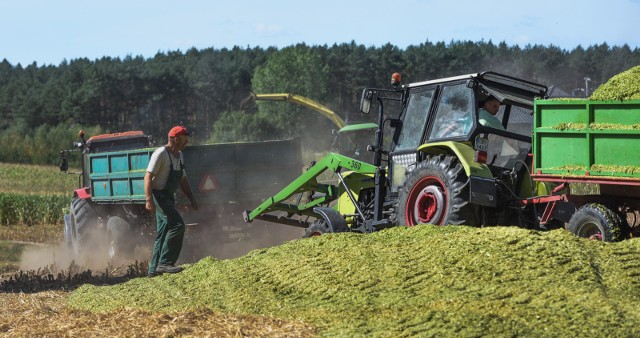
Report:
144,125,198,277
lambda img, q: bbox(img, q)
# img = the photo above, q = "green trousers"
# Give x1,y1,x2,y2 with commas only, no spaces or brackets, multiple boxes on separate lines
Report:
148,190,185,274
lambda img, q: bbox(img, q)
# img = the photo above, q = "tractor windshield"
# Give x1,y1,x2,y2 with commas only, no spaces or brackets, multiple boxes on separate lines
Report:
428,84,474,140
395,88,436,151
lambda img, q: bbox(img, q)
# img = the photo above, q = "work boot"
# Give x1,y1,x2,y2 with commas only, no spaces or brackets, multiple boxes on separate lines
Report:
155,264,183,274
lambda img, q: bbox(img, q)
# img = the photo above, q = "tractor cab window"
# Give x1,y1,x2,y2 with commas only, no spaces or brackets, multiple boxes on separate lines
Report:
485,105,533,170
428,84,474,140
485,134,530,169
394,88,436,151
503,105,533,137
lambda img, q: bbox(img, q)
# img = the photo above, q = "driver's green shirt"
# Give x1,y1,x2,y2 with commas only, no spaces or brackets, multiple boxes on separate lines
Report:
479,108,505,130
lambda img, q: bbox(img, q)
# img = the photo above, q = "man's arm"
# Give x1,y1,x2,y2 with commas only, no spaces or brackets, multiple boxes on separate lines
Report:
144,171,155,213
180,175,198,210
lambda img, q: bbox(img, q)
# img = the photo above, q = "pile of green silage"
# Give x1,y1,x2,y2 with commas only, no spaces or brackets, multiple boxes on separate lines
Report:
68,225,640,337
590,65,640,100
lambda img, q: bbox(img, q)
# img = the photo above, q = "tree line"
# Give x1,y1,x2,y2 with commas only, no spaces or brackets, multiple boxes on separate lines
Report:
1,40,638,165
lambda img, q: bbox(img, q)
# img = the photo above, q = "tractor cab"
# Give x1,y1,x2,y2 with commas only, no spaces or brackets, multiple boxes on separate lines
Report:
362,72,547,192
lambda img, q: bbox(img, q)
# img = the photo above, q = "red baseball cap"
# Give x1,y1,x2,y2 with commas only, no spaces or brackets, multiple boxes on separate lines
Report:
168,126,191,137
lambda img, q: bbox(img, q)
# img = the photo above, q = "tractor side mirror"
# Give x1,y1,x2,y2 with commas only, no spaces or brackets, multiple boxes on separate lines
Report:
59,151,68,172
360,89,375,114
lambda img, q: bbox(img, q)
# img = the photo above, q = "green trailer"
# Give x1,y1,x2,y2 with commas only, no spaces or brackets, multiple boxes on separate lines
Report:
532,99,640,240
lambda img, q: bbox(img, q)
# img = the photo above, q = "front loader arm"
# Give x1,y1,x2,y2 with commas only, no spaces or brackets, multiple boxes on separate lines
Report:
243,152,376,227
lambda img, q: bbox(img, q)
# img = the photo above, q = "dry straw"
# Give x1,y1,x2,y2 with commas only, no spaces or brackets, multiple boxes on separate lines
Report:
0,291,316,337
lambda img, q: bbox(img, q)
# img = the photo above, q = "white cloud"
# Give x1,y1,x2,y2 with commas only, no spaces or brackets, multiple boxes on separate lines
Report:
512,35,533,46
254,23,283,35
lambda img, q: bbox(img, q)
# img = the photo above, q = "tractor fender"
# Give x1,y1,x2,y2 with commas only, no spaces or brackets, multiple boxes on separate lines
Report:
416,142,493,178
73,187,92,199
313,207,350,232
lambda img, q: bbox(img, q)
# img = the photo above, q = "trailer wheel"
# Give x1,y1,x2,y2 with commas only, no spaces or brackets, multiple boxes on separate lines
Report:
397,154,477,226
567,203,628,242
69,197,101,253
107,215,135,261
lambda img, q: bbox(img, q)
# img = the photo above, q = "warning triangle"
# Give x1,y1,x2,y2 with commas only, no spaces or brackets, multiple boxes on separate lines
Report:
198,173,220,192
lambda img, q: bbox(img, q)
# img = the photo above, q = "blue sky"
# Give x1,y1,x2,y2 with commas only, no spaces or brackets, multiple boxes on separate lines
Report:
2,0,639,66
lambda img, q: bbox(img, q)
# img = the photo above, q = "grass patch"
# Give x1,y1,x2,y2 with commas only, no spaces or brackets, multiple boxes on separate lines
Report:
0,241,28,275
68,225,640,337
0,163,72,240
0,223,63,244
0,162,78,195
0,193,69,227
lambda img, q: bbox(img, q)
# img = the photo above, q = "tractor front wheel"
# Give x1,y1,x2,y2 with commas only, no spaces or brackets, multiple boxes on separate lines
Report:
397,154,477,227
303,220,334,238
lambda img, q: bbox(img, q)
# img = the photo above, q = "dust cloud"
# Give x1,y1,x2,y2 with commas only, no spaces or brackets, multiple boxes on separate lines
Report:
18,225,149,275
17,208,305,276
17,136,314,276
178,207,304,264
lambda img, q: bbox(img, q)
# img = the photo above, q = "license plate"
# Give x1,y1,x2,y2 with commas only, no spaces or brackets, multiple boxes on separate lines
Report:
475,135,488,151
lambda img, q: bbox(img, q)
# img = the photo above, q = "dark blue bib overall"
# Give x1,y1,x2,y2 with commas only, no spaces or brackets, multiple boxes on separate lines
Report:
148,147,186,274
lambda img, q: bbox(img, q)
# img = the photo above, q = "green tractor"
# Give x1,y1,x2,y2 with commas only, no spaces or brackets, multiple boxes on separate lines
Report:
244,71,567,235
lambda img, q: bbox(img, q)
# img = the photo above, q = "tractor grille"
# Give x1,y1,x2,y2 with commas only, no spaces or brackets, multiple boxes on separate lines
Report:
391,152,418,190
392,153,417,172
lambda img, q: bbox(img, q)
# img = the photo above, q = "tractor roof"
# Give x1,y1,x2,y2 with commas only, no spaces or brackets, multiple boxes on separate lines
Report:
404,71,548,107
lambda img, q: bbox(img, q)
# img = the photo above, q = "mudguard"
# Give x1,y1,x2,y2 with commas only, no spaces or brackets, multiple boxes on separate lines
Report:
417,141,493,178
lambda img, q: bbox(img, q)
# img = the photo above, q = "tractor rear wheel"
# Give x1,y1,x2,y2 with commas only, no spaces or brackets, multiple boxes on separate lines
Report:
397,154,478,226
69,197,101,253
567,203,628,241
